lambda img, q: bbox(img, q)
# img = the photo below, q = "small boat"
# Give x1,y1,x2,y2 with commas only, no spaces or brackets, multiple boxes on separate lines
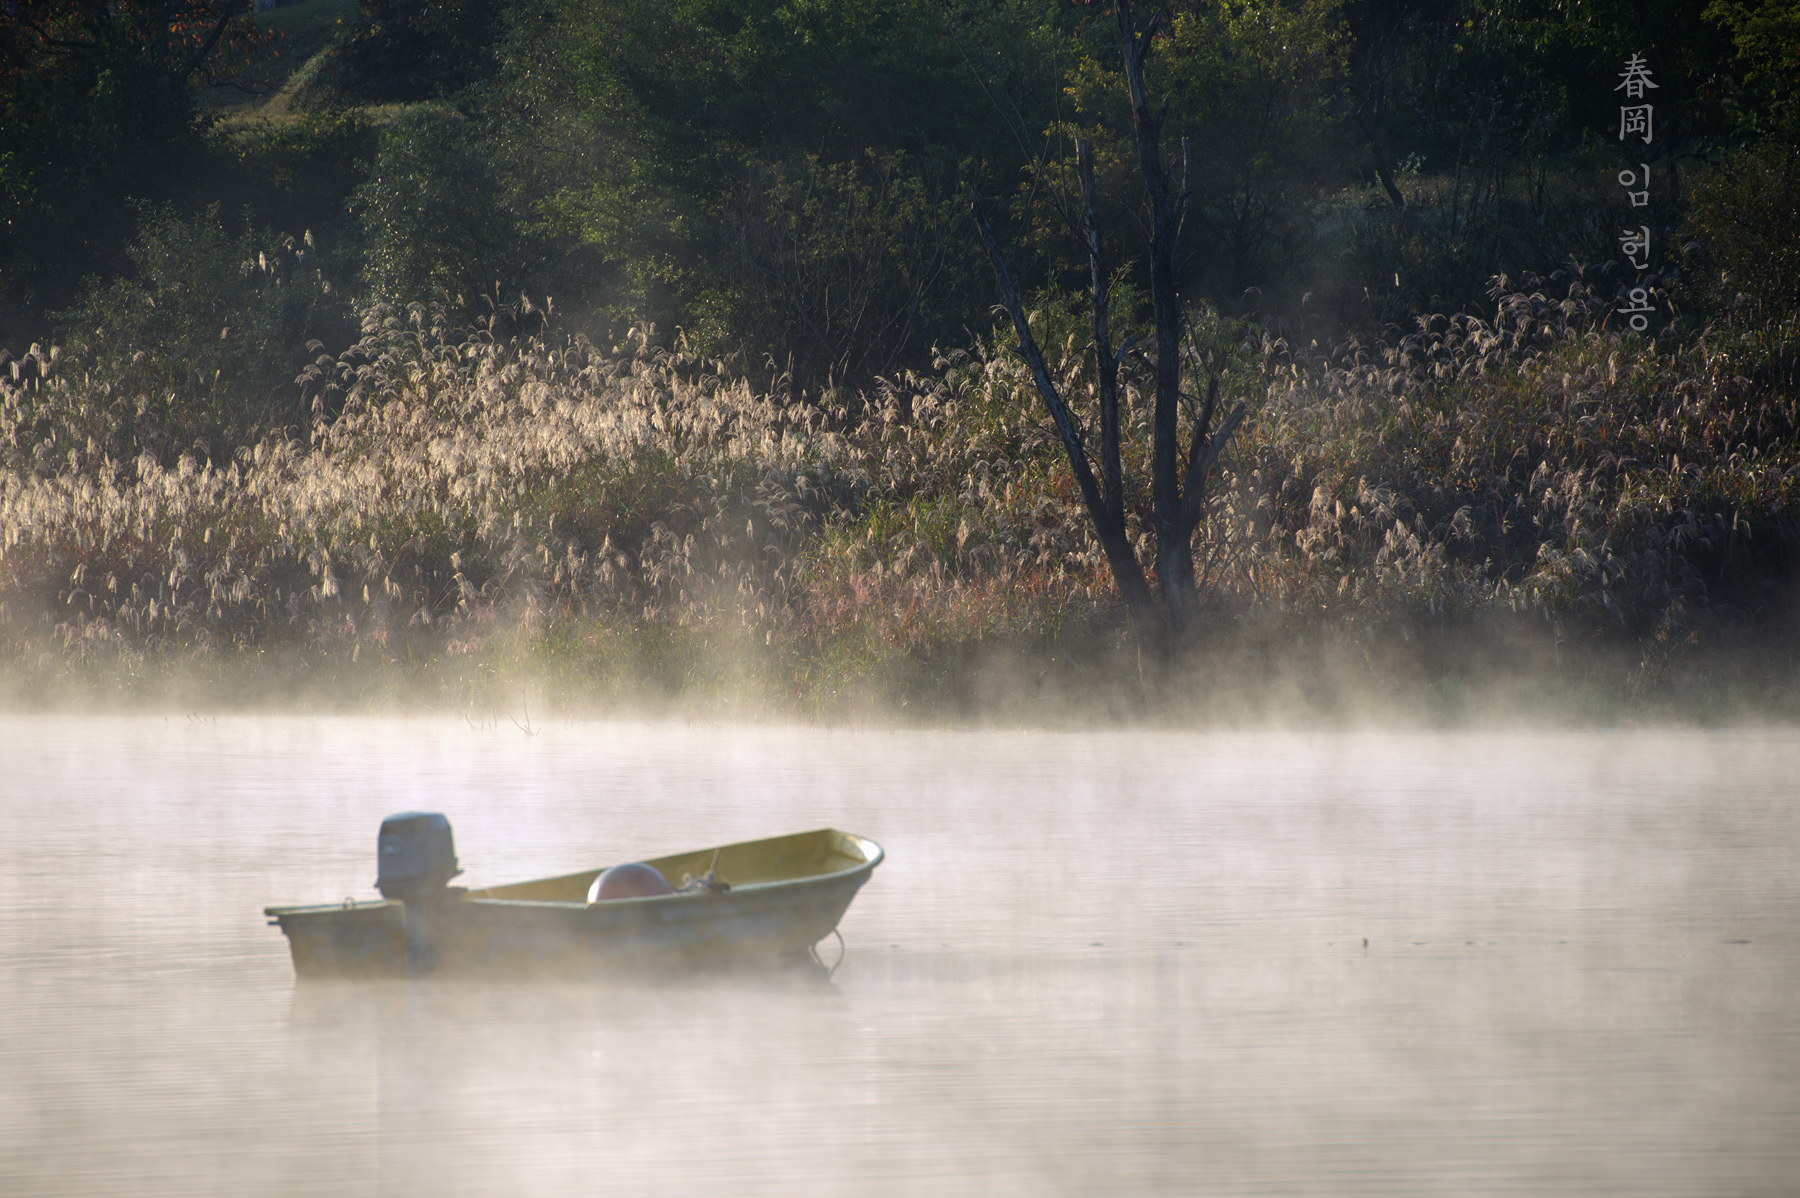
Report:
264,814,884,980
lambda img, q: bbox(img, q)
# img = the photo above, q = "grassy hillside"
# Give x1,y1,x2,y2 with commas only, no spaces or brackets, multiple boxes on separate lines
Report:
198,0,361,120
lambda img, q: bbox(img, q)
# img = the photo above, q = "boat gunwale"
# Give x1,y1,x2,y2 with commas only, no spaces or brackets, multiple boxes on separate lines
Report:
264,829,882,919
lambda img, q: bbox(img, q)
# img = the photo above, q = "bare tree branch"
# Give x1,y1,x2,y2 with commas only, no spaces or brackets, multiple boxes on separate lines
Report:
181,0,248,82
1178,370,1246,541
1076,138,1125,533
17,15,100,52
970,196,1158,631
1116,0,1193,630
967,1,1248,657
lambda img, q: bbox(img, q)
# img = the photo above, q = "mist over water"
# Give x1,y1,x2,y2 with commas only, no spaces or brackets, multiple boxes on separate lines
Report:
2,716,1796,1196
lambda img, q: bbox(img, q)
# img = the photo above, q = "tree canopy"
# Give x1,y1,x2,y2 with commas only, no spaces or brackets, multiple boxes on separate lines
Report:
1,0,279,339
5,0,1798,390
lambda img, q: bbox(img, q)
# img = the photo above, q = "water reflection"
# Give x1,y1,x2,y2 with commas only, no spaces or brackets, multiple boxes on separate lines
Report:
2,718,1797,1196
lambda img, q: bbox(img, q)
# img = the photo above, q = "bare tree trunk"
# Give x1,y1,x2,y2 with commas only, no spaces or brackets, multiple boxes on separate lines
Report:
1116,3,1196,636
1076,139,1126,534
969,1,1247,662
1356,110,1409,211
181,0,249,82
970,201,1161,644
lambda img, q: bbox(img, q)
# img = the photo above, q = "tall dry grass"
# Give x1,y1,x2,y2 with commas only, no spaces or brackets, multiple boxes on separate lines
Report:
1236,275,1800,636
3,275,1797,717
0,298,1109,706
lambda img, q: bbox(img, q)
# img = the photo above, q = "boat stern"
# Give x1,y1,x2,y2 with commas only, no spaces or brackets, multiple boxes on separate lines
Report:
265,898,408,979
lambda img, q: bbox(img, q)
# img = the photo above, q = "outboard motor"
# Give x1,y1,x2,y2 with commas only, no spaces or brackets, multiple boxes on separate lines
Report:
376,812,462,902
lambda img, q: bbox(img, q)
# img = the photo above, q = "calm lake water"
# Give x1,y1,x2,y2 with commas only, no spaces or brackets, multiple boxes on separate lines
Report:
1,716,1796,1197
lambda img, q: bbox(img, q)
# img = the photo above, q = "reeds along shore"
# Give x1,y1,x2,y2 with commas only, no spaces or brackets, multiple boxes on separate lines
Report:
2,276,1798,722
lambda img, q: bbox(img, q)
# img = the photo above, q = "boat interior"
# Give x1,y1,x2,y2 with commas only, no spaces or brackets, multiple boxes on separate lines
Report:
464,828,877,904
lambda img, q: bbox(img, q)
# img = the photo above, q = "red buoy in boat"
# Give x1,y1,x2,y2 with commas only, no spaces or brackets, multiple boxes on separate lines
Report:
591,862,672,901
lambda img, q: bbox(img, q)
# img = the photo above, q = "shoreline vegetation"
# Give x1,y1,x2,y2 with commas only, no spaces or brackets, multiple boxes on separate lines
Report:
6,279,1797,726
5,0,1799,724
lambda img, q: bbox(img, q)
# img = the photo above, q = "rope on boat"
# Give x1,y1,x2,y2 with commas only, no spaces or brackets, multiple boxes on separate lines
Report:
677,848,732,895
809,928,846,980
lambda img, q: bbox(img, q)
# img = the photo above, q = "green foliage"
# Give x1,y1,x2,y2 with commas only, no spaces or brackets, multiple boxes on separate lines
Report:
326,0,508,101
1,27,196,344
43,206,350,464
1041,1,1672,333
10,0,1800,374
1705,0,1800,126
1332,150,1627,332
1289,1,1740,329
488,0,1049,383
1469,1,1734,143
0,0,283,345
9,0,1800,714
522,0,1004,166
1680,140,1800,322
218,110,381,240
1059,0,1350,300
699,152,976,389
352,105,542,304
1169,1,1350,296
1326,9,1587,325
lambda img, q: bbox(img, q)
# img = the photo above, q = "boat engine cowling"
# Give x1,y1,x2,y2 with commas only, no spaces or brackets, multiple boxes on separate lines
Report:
376,811,462,901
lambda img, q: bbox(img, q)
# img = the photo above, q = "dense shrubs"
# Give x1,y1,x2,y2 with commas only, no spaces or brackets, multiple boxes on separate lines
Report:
35,207,352,466
352,105,552,305
0,0,288,347
0,12,204,346
1680,140,1800,323
326,0,508,101
1233,277,1800,637
704,153,976,393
